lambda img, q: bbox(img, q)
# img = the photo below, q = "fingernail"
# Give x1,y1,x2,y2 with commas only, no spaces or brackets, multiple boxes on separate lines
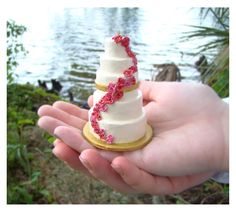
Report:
79,156,93,171
53,139,60,146
111,164,125,177
52,147,56,155
54,126,66,140
53,130,61,140
63,161,69,166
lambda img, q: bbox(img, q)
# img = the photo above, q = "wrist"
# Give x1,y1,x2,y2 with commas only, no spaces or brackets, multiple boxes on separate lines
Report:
220,101,229,171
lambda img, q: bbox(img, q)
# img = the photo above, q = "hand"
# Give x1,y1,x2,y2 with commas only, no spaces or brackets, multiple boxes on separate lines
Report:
37,81,229,195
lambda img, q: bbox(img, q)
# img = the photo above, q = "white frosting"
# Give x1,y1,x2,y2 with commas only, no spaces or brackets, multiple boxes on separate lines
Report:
99,54,133,74
104,38,129,58
89,37,147,143
95,71,138,85
89,111,147,143
93,89,140,103
96,43,136,85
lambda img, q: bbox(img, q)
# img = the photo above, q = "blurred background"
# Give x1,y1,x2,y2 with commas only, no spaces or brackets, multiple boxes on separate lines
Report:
7,7,229,204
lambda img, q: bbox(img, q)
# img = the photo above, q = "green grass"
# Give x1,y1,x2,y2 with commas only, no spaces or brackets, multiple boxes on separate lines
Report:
7,83,60,204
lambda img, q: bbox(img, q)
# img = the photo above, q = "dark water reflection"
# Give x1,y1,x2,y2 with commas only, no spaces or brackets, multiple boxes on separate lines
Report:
14,7,205,102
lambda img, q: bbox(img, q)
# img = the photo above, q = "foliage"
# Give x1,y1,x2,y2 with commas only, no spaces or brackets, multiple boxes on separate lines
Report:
7,83,60,204
182,8,229,97
7,20,27,84
199,8,229,30
8,171,53,204
183,25,228,52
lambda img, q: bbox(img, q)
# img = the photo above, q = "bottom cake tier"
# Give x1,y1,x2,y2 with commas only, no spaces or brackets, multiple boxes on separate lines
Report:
88,108,147,143
83,122,153,151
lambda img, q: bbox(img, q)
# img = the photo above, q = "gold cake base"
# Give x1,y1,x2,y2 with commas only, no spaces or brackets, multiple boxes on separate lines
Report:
82,122,153,151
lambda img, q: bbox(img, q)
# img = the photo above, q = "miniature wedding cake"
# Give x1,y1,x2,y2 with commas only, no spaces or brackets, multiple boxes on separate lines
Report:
83,34,153,151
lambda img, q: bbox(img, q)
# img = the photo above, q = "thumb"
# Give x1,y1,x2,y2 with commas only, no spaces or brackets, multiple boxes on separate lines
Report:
139,80,160,102
87,95,93,107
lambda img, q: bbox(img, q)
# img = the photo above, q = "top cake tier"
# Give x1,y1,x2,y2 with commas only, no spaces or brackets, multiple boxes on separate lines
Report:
95,37,138,85
104,37,130,58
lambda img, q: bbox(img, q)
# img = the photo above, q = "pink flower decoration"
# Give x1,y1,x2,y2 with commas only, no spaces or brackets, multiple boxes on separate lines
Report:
112,34,123,43
100,104,108,112
129,65,137,73
117,77,125,87
90,115,96,123
99,129,106,139
106,135,114,144
121,36,130,47
113,91,123,101
132,57,137,66
127,49,135,58
94,127,100,134
124,69,132,77
124,80,131,87
108,82,116,92
107,98,114,104
97,114,102,121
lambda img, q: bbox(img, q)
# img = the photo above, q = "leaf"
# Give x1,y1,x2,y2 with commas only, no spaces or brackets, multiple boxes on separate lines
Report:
180,8,229,98
30,171,41,184
17,119,35,127
47,136,55,144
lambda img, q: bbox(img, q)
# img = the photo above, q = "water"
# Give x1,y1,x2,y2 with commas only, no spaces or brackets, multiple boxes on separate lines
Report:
8,7,209,102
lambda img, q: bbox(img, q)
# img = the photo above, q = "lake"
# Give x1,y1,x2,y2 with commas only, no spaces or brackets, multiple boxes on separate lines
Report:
8,7,210,102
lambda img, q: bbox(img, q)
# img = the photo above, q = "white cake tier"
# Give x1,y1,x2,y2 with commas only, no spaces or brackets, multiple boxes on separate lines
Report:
96,38,137,85
93,89,143,121
99,54,133,74
89,110,147,143
95,71,138,85
104,38,129,58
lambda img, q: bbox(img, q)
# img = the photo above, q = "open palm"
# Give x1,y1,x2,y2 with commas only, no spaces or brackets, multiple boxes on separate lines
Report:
38,81,228,194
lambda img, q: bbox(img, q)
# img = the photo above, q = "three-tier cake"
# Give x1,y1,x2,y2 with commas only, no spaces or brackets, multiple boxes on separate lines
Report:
83,34,153,151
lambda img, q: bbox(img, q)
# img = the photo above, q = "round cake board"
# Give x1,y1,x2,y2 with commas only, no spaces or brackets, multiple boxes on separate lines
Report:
82,122,153,152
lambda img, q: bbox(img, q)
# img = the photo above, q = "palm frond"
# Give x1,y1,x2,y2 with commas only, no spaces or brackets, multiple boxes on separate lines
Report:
181,8,229,97
182,25,229,39
199,8,229,30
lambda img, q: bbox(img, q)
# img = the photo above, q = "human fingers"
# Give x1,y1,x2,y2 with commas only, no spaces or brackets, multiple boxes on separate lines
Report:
112,156,212,195
87,95,93,108
53,125,120,161
79,149,136,193
38,105,86,130
38,116,68,135
52,139,91,176
53,126,93,152
52,101,88,121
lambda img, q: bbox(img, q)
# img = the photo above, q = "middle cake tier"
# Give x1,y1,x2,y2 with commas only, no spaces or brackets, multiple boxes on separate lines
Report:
95,54,139,86
93,89,143,121
99,54,133,74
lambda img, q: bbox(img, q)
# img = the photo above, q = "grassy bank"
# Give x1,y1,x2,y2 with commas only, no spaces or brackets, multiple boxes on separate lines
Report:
7,83,60,203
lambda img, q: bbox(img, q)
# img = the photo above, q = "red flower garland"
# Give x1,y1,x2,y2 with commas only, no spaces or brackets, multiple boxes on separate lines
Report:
90,34,138,144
